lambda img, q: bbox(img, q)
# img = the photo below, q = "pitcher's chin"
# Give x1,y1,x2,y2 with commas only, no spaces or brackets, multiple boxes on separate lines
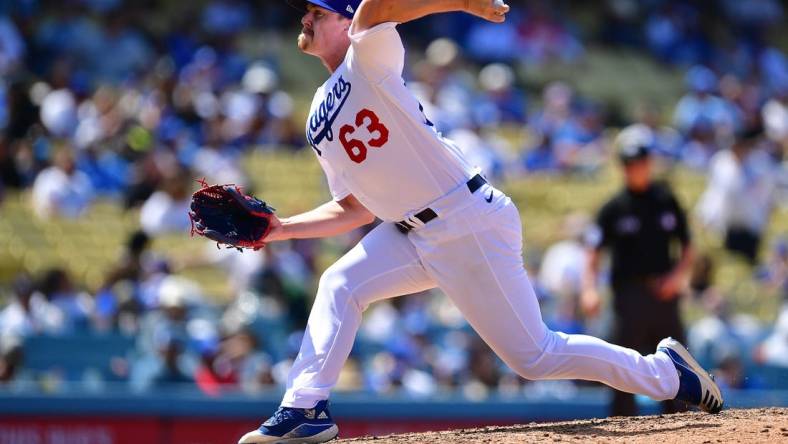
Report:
297,34,312,52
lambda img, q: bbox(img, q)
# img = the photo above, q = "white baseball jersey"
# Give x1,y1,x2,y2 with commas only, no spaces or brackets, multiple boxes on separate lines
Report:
305,22,475,222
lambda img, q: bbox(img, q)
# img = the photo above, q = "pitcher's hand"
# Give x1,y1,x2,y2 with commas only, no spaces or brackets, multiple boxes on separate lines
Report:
581,288,602,318
264,214,286,243
656,272,683,301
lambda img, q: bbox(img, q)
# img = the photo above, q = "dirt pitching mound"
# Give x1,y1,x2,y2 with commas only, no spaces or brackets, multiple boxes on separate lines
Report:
341,408,788,443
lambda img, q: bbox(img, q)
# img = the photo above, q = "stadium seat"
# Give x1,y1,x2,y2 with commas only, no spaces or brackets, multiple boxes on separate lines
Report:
22,333,136,382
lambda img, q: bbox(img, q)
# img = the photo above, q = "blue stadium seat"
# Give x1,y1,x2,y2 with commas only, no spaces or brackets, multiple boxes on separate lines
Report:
751,365,788,390
22,333,136,382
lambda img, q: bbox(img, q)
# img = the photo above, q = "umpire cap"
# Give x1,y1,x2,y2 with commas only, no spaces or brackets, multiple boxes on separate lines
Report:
287,0,362,19
618,144,651,164
615,123,653,163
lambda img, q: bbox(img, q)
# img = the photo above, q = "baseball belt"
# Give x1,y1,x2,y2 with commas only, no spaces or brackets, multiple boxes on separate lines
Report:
395,174,487,234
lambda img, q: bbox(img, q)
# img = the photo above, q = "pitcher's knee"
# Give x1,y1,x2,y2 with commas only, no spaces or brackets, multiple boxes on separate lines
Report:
317,264,345,293
500,347,549,380
317,265,362,312
508,359,551,380
504,330,566,380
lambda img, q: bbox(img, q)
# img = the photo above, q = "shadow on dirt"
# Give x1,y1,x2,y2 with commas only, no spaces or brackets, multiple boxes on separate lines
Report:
462,419,720,439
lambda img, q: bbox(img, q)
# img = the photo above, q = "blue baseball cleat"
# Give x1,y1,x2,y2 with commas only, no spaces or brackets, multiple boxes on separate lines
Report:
657,337,724,413
238,400,339,443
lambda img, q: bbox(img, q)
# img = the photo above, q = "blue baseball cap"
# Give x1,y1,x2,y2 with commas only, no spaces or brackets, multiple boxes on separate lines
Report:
287,0,362,19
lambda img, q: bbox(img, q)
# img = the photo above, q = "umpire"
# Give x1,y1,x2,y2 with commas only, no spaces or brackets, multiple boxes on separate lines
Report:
582,138,694,416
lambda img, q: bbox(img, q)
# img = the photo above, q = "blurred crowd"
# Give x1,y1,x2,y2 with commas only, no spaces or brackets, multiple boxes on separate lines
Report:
0,0,787,399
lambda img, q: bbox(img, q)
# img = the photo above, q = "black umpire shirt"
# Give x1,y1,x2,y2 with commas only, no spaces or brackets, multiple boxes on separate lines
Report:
593,181,690,284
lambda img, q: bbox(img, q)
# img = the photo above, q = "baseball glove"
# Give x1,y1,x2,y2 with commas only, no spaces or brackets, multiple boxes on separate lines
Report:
188,180,276,251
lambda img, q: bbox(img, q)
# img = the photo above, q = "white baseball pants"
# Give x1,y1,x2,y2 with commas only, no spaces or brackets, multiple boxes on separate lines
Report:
281,183,679,408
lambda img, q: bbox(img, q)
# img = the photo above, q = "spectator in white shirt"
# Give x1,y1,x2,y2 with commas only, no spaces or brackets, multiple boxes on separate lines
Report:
757,303,788,368
31,148,94,219
538,213,591,333
139,169,192,235
762,87,787,148
695,126,778,262
539,213,590,303
0,274,65,338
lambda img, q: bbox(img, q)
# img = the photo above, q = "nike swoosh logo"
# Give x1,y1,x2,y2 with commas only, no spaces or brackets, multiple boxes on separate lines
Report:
485,190,494,203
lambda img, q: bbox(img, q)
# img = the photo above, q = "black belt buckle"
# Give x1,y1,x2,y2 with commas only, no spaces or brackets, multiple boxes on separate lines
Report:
395,221,412,234
396,175,486,234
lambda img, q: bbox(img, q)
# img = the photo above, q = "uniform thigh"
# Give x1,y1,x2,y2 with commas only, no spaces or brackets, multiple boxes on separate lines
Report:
317,222,438,311
411,195,550,369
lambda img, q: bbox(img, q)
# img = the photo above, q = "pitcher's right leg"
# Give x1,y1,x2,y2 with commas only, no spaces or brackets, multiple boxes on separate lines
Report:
415,198,681,402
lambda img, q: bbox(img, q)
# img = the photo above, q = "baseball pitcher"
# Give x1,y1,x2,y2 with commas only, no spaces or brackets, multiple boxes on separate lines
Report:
225,1,723,442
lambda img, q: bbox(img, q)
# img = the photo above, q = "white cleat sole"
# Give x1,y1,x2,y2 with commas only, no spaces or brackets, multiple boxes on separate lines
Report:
238,424,339,444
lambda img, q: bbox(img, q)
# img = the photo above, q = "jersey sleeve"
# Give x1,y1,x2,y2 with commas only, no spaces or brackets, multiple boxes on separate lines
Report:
347,22,404,84
315,154,351,201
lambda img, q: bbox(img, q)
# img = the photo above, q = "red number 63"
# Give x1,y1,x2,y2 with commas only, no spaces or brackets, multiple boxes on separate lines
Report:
339,109,389,164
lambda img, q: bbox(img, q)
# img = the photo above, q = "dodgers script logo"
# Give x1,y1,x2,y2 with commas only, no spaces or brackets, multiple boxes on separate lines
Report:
307,76,352,154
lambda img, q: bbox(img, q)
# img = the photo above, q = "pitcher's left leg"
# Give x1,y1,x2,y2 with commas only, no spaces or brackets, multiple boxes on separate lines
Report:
415,200,680,401
283,223,436,409
239,224,437,444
